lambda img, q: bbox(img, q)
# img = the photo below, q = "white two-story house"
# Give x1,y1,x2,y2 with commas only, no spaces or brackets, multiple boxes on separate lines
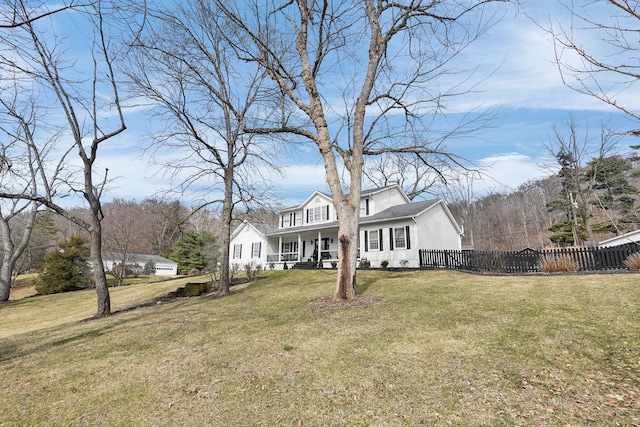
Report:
229,184,463,269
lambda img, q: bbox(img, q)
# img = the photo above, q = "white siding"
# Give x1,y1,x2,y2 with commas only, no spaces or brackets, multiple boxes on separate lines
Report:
229,223,268,268
301,193,335,225
413,202,462,251
360,220,417,268
368,187,409,215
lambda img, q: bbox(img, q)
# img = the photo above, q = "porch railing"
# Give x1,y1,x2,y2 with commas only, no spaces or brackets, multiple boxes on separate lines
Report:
266,250,339,263
267,253,299,262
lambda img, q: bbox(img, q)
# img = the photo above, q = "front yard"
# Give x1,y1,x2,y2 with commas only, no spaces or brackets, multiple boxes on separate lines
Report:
1,270,638,426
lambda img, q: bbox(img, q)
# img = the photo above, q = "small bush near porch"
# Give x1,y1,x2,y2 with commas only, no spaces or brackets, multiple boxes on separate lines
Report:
1,270,639,426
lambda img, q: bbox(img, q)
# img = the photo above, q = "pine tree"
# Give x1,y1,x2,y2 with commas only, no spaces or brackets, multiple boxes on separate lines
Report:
36,235,92,295
164,230,216,275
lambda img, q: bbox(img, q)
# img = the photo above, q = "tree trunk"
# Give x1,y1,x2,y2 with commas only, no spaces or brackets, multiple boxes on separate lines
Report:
334,205,359,300
0,218,15,301
89,215,110,318
218,167,234,294
0,258,13,302
0,205,37,302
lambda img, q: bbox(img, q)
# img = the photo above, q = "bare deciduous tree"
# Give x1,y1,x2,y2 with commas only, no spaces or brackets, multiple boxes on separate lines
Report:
101,199,143,285
546,0,640,123
544,116,618,246
215,0,508,299
0,1,129,317
126,0,281,293
0,96,40,301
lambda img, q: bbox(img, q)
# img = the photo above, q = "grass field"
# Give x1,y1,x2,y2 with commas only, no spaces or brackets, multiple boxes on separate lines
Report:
1,269,639,426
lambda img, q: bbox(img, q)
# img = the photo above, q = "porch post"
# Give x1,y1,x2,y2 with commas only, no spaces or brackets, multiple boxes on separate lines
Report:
318,230,322,260
278,236,282,262
297,234,302,262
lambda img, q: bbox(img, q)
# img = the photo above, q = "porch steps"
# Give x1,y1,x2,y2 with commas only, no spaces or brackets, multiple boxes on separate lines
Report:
291,261,317,270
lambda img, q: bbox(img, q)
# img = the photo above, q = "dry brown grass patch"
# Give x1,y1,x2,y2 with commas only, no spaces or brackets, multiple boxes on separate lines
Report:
624,251,640,270
308,294,382,311
539,254,578,272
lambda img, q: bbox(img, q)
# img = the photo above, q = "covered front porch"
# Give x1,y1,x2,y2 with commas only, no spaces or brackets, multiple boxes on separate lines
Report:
266,228,339,267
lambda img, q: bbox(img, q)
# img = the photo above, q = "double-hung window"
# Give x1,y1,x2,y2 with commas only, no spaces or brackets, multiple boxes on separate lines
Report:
251,242,261,258
388,226,411,250
233,244,242,259
394,227,406,249
369,230,379,250
365,229,383,252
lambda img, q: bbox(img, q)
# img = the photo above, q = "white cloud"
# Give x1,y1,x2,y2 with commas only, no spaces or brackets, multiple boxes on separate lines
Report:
474,152,554,195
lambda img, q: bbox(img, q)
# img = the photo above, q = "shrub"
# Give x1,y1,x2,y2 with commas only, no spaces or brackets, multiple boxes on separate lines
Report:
143,259,156,275
380,260,389,269
36,235,92,295
330,261,337,269
230,263,242,280
624,252,640,270
317,259,323,269
244,261,263,281
283,262,288,270
539,254,577,273
359,259,370,269
400,260,409,268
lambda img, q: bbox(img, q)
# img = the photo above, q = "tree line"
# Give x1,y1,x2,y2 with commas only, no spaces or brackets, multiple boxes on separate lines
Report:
1,0,639,317
448,147,640,251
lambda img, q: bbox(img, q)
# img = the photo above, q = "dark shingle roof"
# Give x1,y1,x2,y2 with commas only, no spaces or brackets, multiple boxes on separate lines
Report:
360,199,439,224
252,222,278,234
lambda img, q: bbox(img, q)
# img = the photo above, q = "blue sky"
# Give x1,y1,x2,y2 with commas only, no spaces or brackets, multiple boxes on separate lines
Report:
77,1,640,207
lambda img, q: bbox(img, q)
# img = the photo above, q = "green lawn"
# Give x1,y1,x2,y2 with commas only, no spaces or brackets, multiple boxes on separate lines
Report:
1,270,639,426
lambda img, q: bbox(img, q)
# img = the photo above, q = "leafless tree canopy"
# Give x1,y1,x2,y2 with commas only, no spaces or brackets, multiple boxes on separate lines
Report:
547,0,640,122
125,0,283,292
213,0,509,299
0,1,131,316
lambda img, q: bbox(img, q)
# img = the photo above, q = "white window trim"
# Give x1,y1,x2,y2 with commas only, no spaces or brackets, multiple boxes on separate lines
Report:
233,244,242,259
252,242,261,258
394,227,406,249
369,230,379,251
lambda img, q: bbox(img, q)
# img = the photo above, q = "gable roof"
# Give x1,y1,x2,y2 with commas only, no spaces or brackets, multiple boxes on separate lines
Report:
279,190,332,213
361,184,411,203
102,252,177,266
277,184,409,213
362,198,462,234
598,229,640,247
230,220,277,239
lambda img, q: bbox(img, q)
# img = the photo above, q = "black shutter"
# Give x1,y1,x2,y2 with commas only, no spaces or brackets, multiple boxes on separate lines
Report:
364,231,368,252
379,229,383,251
239,244,242,258
306,209,310,223
366,198,370,215
406,225,411,249
280,215,283,228
325,205,329,220
389,228,394,250
258,242,262,258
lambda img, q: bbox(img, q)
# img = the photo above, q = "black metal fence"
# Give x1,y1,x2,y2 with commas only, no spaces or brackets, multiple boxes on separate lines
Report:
418,243,640,273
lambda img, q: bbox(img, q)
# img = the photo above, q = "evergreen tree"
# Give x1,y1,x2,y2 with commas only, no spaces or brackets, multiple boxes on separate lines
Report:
164,230,216,275
25,211,59,271
36,235,92,295
143,259,156,275
586,154,639,234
